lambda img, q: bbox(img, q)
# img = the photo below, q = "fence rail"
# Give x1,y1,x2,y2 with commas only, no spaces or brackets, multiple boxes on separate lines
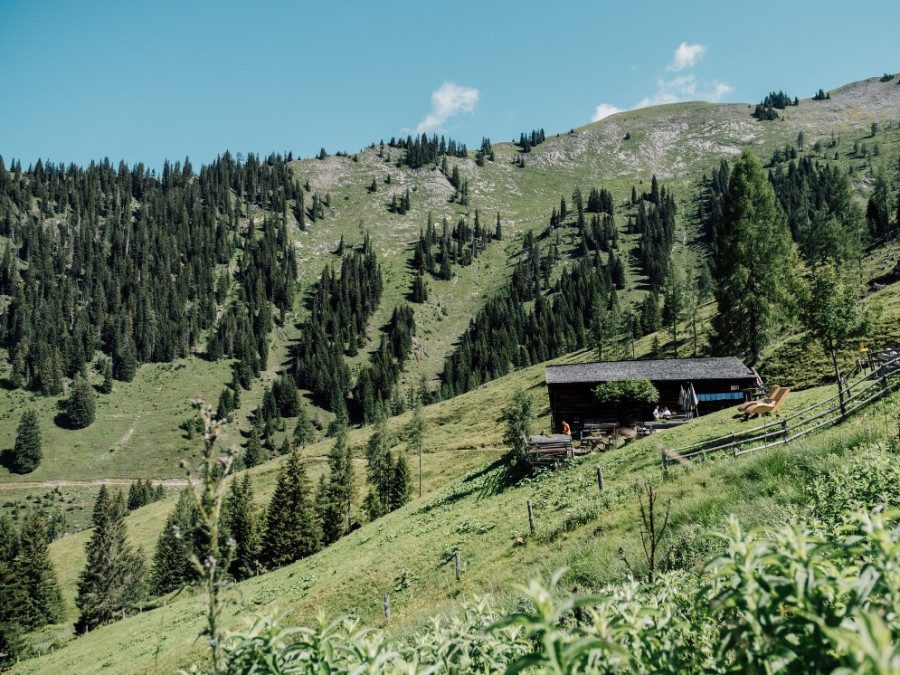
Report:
662,355,900,469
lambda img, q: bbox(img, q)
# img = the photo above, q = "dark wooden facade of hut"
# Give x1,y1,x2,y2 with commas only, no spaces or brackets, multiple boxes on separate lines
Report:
545,357,759,433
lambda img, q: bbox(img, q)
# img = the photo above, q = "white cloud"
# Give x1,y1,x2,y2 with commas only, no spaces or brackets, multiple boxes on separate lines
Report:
636,73,733,109
415,82,480,134
668,42,707,71
591,103,625,122
589,43,731,123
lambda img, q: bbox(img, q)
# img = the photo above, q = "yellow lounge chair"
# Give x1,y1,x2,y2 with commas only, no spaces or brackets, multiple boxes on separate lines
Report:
737,385,781,413
745,387,790,417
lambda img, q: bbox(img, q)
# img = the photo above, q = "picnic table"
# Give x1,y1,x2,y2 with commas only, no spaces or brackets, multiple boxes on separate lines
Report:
579,422,618,453
526,434,574,465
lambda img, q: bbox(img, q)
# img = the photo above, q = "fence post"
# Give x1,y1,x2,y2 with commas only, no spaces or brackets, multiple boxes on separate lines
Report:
597,466,605,492
879,366,889,398
384,594,390,625
781,419,788,443
527,500,535,535
455,549,461,581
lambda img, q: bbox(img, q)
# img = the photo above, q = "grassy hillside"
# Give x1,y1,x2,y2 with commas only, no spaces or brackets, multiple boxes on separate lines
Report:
15,349,900,672
3,76,899,494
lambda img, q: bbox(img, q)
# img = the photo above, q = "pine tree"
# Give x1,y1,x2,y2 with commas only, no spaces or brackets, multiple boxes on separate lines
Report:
317,424,354,544
661,266,684,358
390,452,412,510
0,515,25,664
261,450,320,569
711,150,794,363
216,388,233,422
16,513,64,630
99,357,113,394
75,487,146,632
408,401,426,498
127,479,152,511
363,404,394,519
243,427,265,468
114,332,138,382
292,401,316,449
150,490,198,595
13,409,41,473
224,475,259,580
66,377,96,429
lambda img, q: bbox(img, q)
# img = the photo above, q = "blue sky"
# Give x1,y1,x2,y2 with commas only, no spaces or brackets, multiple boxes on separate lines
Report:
1,0,897,170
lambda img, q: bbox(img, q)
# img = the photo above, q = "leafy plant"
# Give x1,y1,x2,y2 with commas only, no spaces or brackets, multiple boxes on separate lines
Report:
591,380,659,407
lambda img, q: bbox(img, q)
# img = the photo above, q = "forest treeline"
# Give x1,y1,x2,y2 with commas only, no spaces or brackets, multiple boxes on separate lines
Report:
0,152,297,399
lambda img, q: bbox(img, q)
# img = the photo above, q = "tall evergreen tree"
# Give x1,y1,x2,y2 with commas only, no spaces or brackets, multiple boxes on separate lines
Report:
661,266,684,358
363,404,394,519
150,490,199,595
407,401,426,498
66,377,96,429
75,487,146,633
316,424,354,544
261,450,320,569
16,512,64,630
243,427,265,468
292,400,316,449
390,453,412,510
13,409,41,473
710,150,794,364
0,515,25,664
99,357,114,394
223,474,259,581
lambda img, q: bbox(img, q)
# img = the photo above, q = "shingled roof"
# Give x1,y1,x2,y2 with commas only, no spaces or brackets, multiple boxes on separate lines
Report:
545,357,755,385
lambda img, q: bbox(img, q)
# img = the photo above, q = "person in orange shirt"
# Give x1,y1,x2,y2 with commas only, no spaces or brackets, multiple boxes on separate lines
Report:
562,420,571,435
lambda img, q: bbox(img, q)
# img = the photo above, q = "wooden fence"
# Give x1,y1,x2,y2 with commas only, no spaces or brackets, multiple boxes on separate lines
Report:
662,355,900,470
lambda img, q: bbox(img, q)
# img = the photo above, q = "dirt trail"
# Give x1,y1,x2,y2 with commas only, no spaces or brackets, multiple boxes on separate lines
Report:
0,478,190,490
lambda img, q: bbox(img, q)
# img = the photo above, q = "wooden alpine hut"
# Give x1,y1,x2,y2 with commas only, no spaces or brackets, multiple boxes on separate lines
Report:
545,357,759,434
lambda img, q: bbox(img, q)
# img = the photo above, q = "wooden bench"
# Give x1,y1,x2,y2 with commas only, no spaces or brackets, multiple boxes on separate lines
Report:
526,434,573,466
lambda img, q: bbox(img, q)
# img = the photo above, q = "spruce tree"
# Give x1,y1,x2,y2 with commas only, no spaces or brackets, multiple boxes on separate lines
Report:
13,409,41,473
408,401,426,498
15,512,63,630
66,377,96,429
127,479,153,511
216,388,233,422
0,515,25,664
114,332,138,382
390,452,412,510
317,424,354,544
710,150,793,363
261,450,320,569
75,487,146,632
224,474,259,580
243,427,265,468
99,357,113,394
150,490,198,595
363,404,394,518
292,401,316,449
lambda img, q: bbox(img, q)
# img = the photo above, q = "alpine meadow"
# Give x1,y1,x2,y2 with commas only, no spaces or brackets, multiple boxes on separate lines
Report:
3,73,900,673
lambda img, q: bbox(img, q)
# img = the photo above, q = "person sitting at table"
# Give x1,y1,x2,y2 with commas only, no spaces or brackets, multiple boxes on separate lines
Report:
652,406,661,420
561,420,571,435
661,406,672,419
